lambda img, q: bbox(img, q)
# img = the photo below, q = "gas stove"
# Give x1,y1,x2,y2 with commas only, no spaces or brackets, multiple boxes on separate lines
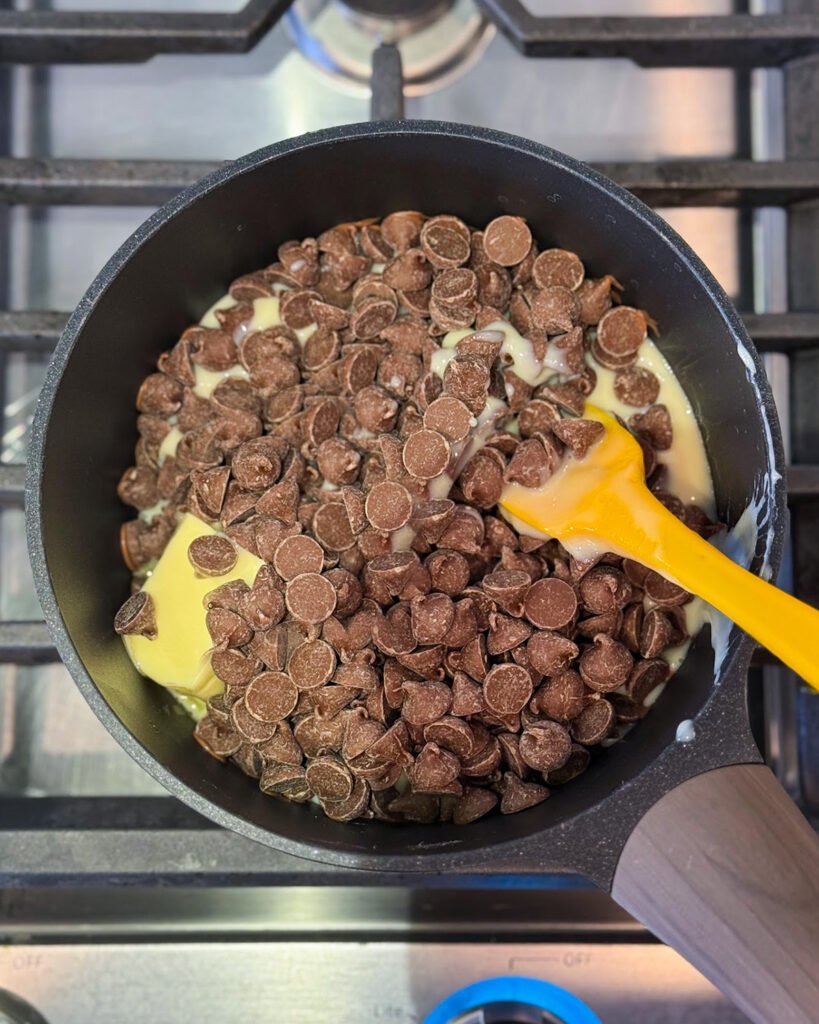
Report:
0,1,817,1022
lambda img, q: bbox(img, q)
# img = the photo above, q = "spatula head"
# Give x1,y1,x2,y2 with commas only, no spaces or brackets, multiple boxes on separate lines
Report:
499,403,648,545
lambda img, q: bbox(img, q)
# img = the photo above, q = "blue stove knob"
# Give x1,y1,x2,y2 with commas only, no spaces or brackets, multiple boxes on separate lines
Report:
0,989,49,1024
423,977,603,1024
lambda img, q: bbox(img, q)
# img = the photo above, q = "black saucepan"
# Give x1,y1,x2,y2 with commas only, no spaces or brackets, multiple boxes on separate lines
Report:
26,122,819,1024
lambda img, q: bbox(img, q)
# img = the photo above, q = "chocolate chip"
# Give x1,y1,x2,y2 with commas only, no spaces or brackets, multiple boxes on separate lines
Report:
321,774,368,823
114,591,157,639
380,211,424,252
530,287,579,334
387,791,439,823
480,569,529,617
402,680,453,726
229,697,276,742
288,639,337,690
364,480,413,532
187,534,238,577
285,573,337,623
205,578,250,614
458,452,504,509
639,608,673,658
354,385,400,434
244,671,299,722
460,734,502,778
629,404,673,451
364,552,419,604
292,711,345,758
423,396,473,442
504,438,554,489
372,600,417,656
524,578,577,630
619,603,643,654
526,631,579,675
483,663,533,716
597,306,646,359
136,373,183,416
487,612,532,655
517,399,560,439
442,354,490,415
532,670,586,722
579,566,632,614
444,597,480,650
383,249,433,291
306,756,353,801
545,743,591,784
448,671,483,715
482,216,532,267
211,648,259,688
451,786,497,824
301,398,340,449
302,328,341,372
194,716,242,760
576,610,622,639
323,567,363,618
626,658,671,704
259,763,310,800
578,635,633,692
500,772,550,814
401,429,451,480
230,439,280,492
410,742,461,794
423,548,469,596
188,466,229,521
552,418,604,460
571,698,615,744
410,592,455,645
614,366,660,407
313,685,359,720
273,535,324,580
532,248,584,291
117,466,160,511
438,506,485,555
420,216,471,268
206,607,253,648
519,720,572,771
643,569,690,607
423,715,474,760
312,503,356,552
278,238,320,283
351,297,397,340
314,439,360,487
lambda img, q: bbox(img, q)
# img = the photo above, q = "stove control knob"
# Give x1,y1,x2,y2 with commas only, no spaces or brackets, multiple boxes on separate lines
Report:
0,989,49,1024
423,977,602,1024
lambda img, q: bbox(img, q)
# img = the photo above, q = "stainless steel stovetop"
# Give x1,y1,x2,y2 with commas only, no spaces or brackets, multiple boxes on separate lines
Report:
0,1,817,1022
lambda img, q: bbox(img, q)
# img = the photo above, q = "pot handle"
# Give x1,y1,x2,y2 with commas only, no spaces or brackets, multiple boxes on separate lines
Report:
610,763,819,1024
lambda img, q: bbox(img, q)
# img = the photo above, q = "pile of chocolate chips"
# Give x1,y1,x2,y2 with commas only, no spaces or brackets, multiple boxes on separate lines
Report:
115,211,721,825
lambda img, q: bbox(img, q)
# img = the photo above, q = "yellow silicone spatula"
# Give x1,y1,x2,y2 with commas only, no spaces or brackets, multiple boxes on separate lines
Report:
500,404,819,691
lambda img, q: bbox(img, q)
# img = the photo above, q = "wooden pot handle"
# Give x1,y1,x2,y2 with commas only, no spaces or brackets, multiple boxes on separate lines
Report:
611,763,819,1024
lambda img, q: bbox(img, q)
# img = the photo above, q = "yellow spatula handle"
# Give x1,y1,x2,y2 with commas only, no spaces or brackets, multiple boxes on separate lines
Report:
624,494,819,691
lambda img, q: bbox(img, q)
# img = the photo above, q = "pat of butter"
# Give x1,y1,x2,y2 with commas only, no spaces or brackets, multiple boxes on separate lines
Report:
122,513,263,699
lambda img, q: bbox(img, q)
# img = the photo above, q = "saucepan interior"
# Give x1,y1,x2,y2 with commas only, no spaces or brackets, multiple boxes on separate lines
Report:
28,122,784,869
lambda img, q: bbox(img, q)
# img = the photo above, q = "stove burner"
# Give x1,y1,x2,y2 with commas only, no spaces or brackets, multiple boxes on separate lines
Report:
286,0,494,95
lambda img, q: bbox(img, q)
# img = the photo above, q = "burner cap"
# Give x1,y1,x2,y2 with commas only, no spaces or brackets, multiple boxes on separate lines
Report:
343,0,448,19
286,0,494,95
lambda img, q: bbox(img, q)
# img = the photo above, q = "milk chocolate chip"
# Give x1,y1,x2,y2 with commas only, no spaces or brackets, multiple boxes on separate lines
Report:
188,535,238,577
114,591,157,639
285,573,337,623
